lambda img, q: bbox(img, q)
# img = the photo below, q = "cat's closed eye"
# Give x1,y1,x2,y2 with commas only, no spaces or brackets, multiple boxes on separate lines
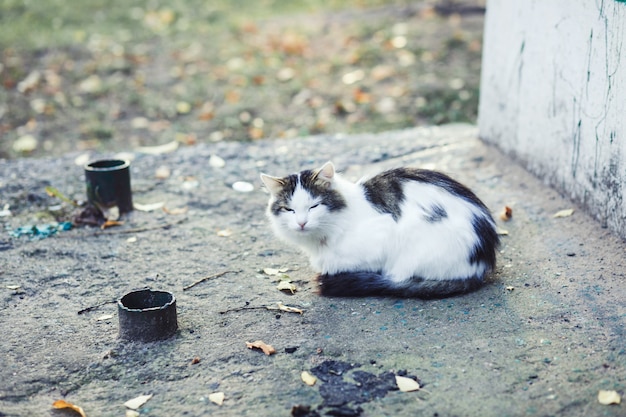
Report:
280,206,294,213
309,203,320,210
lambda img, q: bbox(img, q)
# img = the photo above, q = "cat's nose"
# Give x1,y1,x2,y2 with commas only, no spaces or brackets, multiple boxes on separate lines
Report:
298,221,307,230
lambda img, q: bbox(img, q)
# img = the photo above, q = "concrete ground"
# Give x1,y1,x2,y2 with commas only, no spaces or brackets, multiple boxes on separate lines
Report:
1,124,624,417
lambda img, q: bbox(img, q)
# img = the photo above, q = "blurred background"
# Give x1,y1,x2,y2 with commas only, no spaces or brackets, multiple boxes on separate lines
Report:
0,0,485,159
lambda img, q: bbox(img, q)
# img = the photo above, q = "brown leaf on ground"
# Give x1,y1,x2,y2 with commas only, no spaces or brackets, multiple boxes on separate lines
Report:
500,205,512,221
246,340,276,355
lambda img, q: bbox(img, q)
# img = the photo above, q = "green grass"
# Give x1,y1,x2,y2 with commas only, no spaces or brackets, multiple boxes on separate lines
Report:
0,0,483,159
0,0,411,50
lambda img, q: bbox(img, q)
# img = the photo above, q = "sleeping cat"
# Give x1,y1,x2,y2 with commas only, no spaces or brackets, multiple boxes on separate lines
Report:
260,161,499,298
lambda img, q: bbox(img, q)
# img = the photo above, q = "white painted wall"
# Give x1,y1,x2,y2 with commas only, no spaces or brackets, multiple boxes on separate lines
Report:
478,0,626,239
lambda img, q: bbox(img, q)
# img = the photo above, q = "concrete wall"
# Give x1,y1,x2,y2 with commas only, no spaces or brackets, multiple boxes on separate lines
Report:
478,0,626,240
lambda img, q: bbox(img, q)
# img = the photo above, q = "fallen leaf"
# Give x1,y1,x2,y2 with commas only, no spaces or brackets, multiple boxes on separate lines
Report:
395,375,420,392
96,314,114,321
176,101,192,114
216,229,232,237
276,67,295,82
500,205,513,221
553,209,574,218
78,75,102,94
136,141,179,155
12,135,38,153
342,69,365,85
17,71,41,93
276,302,303,315
598,390,621,405
497,228,509,236
126,236,137,243
125,411,140,417
101,220,124,230
263,268,280,276
301,371,317,386
155,165,171,179
52,399,87,417
124,394,153,410
246,340,276,355
208,392,225,405
163,206,189,215
276,280,297,294
134,202,165,212
191,357,201,365
6,284,21,290
131,117,150,129
505,286,515,292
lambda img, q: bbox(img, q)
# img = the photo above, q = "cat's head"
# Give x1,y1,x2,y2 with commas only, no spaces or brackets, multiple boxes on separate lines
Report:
260,161,346,239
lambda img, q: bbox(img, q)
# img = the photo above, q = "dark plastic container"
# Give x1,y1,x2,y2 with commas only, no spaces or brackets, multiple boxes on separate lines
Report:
84,159,133,214
118,289,178,342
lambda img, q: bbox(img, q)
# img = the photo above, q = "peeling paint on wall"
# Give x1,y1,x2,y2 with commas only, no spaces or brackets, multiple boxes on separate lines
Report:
479,0,626,239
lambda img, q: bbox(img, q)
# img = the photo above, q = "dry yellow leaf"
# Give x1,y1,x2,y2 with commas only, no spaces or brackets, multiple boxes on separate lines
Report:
217,229,233,237
124,394,153,410
497,228,509,236
553,208,574,218
52,400,87,417
301,371,317,386
276,280,297,294
263,267,280,275
101,220,124,230
395,375,420,392
246,340,276,355
276,302,303,315
598,390,621,405
125,411,140,417
96,314,114,321
505,286,515,292
208,392,225,405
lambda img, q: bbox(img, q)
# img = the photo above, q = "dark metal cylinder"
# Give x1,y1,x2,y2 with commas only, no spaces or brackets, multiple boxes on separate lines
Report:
118,289,178,342
84,159,133,214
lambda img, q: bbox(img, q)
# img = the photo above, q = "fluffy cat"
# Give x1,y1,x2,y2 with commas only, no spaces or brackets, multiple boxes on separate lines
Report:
260,161,499,298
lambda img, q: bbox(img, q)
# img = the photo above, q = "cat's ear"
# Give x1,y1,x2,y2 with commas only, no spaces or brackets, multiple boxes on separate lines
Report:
260,173,284,196
316,161,335,184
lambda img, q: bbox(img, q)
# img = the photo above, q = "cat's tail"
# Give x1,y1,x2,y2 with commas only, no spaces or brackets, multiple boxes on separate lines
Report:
317,271,485,299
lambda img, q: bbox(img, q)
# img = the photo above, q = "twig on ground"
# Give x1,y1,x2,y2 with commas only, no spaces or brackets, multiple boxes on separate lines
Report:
219,302,304,315
183,270,239,291
77,300,117,315
219,305,269,314
98,217,188,235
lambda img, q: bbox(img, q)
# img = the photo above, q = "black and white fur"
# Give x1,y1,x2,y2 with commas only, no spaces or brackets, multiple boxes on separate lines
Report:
260,162,499,298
